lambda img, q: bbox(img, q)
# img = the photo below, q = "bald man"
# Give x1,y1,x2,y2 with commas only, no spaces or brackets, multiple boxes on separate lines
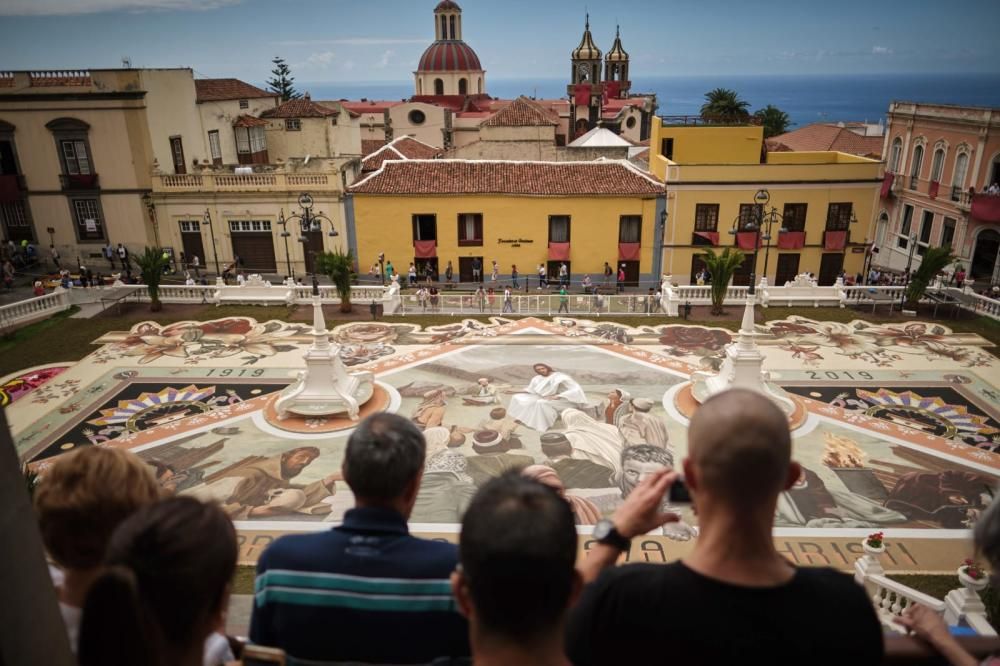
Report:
566,389,883,665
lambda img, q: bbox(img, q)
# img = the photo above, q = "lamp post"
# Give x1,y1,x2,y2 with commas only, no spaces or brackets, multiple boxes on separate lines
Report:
277,209,294,279
142,193,160,247
903,233,918,303
281,193,339,280
728,189,786,295
203,208,221,276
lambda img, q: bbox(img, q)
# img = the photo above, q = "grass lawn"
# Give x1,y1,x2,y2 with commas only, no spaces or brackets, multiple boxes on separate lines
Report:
1,303,996,380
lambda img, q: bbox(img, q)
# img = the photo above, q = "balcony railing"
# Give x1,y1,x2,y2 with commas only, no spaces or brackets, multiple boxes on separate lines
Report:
659,114,762,127
59,173,99,190
153,172,337,193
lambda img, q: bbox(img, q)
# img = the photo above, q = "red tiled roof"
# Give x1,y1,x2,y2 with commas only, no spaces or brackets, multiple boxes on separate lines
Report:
350,160,664,196
362,139,388,155
361,136,442,172
232,114,269,128
195,78,276,103
766,123,884,158
418,40,482,72
482,96,559,127
340,100,403,114
261,95,340,119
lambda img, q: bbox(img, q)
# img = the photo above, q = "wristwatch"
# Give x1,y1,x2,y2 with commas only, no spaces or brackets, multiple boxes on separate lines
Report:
593,519,631,551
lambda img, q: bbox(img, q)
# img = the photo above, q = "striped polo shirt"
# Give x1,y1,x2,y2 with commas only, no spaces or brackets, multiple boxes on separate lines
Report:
250,506,470,665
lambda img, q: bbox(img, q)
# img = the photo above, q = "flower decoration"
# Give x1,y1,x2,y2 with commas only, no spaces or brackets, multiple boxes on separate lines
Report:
658,326,732,356
865,532,884,549
961,558,986,580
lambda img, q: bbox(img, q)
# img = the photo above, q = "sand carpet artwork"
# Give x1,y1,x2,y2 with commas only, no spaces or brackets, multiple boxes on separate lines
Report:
10,315,999,571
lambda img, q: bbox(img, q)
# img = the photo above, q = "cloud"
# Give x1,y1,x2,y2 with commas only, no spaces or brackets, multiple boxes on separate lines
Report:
0,0,241,15
270,38,426,47
341,59,356,72
872,45,893,55
376,50,396,68
301,51,337,69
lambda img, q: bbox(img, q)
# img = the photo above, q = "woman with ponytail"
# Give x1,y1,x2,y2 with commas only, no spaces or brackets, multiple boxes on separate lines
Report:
78,496,238,666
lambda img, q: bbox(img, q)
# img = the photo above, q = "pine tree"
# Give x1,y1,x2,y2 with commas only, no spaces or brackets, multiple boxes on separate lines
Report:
266,57,301,102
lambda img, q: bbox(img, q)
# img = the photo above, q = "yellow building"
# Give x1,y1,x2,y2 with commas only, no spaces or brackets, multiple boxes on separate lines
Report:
649,118,884,285
348,160,665,285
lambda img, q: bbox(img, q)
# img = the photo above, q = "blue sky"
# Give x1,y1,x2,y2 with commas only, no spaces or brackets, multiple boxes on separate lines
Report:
0,0,998,86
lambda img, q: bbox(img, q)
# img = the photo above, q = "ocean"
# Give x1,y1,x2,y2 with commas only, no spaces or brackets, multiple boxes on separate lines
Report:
300,73,1000,130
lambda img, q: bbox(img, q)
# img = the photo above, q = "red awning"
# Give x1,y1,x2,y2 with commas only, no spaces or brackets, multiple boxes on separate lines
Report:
548,242,570,261
574,83,591,107
777,231,806,249
693,231,719,246
880,172,894,198
824,230,847,251
618,242,641,261
604,81,621,100
971,194,1000,223
736,231,761,250
413,240,437,258
929,180,940,200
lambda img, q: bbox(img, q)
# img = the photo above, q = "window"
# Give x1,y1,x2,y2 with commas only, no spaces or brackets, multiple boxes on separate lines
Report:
228,219,271,232
548,215,570,243
910,144,924,188
897,205,913,248
738,204,763,230
618,215,641,243
180,220,201,233
449,15,456,39
239,99,249,109
478,78,482,94
434,79,444,95
626,116,637,129
169,136,186,175
775,254,801,286
941,217,956,248
457,213,483,246
285,119,301,131
411,214,437,241
952,153,969,200
826,203,853,231
917,210,933,256
440,15,447,38
694,204,719,231
60,140,91,175
409,110,426,125
930,148,945,182
782,203,807,232
889,137,902,172
661,138,674,160
235,126,267,155
208,130,222,166
459,78,468,95
72,198,104,241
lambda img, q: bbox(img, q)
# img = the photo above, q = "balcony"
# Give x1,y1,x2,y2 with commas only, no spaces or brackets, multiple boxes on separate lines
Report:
0,174,26,202
152,172,339,193
59,173,99,191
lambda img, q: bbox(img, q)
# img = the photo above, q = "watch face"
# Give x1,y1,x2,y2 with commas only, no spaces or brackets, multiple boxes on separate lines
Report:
593,519,613,540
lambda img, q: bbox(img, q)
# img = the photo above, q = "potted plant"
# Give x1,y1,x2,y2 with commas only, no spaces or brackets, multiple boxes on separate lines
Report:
863,531,885,555
131,247,172,312
701,247,746,316
958,558,988,591
315,249,356,314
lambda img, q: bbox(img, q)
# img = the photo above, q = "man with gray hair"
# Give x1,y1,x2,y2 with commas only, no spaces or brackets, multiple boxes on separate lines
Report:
250,413,470,664
567,389,883,665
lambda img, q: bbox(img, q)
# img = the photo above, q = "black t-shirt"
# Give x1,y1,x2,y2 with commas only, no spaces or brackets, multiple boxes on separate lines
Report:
566,562,884,666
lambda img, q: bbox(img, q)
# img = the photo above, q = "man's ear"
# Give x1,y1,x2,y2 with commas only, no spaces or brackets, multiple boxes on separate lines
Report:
784,461,803,491
451,570,473,619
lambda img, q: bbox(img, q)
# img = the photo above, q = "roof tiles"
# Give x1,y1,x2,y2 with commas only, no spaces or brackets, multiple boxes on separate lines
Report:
195,78,275,103
482,96,559,127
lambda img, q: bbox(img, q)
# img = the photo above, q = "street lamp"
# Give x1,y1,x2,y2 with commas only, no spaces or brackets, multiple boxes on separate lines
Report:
280,193,339,279
277,209,294,279
142,193,160,247
728,189,786,295
903,233,918,301
203,208,221,276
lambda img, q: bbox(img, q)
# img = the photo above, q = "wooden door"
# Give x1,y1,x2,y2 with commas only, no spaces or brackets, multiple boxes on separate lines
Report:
303,230,324,275
732,254,754,286
181,230,205,268
775,254,800,286
459,256,481,283
231,234,276,273
170,137,186,175
818,253,844,286
619,261,639,287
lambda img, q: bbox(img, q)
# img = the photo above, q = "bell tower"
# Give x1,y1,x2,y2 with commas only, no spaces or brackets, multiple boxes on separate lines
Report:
567,14,604,140
570,14,602,85
604,25,630,98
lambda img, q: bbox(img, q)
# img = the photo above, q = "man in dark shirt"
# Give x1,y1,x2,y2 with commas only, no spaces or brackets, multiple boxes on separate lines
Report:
250,413,470,664
567,389,884,665
452,471,580,666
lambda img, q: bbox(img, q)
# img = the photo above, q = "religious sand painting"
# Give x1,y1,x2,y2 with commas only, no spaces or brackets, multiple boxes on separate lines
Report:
9,315,1000,571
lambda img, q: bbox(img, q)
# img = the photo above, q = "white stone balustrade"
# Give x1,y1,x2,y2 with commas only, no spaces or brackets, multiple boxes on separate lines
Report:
867,574,946,631
153,172,334,192
0,288,71,330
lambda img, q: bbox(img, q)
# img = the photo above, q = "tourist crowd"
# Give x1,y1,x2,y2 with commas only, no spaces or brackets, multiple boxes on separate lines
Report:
31,391,999,665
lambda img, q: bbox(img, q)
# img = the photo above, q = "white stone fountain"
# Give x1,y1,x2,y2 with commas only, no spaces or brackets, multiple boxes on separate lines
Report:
275,290,375,421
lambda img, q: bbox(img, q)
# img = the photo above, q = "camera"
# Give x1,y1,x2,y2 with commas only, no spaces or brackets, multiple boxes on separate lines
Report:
668,476,692,505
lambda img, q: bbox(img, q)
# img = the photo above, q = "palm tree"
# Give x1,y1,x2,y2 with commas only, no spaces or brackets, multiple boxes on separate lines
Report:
754,104,791,138
905,245,954,310
700,88,751,124
701,247,746,315
316,249,356,313
131,247,171,312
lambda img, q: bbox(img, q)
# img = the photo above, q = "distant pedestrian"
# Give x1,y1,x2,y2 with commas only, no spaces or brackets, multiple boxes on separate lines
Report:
537,263,547,289
50,245,60,270
955,267,966,287
445,260,454,289
502,286,513,313
617,265,626,293
116,243,129,270
558,285,569,313
191,254,200,277
559,262,568,287
603,262,613,287
491,260,498,282
472,257,482,283
103,243,115,269
487,287,495,312
582,275,593,294
511,264,519,289
429,286,439,309
385,260,394,281
3,260,15,290
475,285,486,313
33,280,45,297
408,262,417,287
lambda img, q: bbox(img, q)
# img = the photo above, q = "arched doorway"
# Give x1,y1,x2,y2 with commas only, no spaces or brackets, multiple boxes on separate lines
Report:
574,118,588,138
434,78,444,95
875,212,888,251
971,228,999,283
458,78,467,95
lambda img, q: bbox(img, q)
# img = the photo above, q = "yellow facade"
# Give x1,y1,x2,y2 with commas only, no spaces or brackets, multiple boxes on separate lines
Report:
351,194,661,283
650,118,884,286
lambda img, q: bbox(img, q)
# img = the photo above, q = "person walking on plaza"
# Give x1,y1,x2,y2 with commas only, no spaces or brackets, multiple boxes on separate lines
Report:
475,284,486,313
3,259,14,290
116,243,129,271
191,254,200,278
490,260,499,283
511,264,519,289
445,260,454,289
558,285,569,313
558,262,568,287
472,257,482,283
603,261,613,287
486,287,495,312
617,265,626,293
408,262,417,287
537,263,547,289
502,285,513,313
50,245,60,270
103,243,115,270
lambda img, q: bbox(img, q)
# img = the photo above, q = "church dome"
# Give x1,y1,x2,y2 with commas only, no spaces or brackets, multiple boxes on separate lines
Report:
572,16,602,60
434,0,461,10
418,41,483,72
605,26,629,62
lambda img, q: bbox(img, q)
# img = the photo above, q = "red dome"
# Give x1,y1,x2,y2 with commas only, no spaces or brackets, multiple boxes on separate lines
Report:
435,0,462,10
418,40,482,72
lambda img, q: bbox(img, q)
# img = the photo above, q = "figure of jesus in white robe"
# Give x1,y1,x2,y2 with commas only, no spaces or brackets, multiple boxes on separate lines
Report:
507,363,588,431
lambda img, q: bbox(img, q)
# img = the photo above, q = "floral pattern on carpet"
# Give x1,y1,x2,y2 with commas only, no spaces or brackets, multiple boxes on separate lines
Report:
0,366,70,406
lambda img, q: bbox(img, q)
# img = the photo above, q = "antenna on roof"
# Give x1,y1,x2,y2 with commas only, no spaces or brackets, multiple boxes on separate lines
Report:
121,56,132,69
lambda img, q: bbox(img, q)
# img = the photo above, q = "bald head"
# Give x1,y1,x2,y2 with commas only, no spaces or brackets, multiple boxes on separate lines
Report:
688,389,792,508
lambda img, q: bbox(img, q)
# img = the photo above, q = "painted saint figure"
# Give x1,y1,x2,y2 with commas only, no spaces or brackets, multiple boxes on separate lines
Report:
618,398,671,449
506,363,588,431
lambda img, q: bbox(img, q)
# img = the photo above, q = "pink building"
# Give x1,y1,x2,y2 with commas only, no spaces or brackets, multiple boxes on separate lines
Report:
875,102,1000,285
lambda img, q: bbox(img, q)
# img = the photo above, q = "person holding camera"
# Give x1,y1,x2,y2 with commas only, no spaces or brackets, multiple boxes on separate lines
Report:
567,389,883,665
